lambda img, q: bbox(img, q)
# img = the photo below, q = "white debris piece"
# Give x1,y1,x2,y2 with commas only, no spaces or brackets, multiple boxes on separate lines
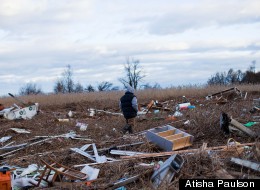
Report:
10,128,31,134
3,103,39,120
20,164,38,177
76,122,88,131
0,136,12,143
12,178,40,188
80,165,100,180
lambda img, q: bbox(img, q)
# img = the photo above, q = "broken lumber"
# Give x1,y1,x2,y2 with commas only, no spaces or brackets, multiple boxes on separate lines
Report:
230,119,258,138
230,157,260,172
121,142,255,159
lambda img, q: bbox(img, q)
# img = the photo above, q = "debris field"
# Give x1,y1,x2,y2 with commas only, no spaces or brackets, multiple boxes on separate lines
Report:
0,88,260,190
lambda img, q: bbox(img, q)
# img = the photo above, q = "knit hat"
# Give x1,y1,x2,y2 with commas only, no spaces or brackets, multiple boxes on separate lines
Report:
126,84,134,93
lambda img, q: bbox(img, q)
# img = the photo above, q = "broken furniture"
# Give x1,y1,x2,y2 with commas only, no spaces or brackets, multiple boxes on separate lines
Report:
36,156,88,187
146,125,194,151
151,154,184,188
206,87,242,101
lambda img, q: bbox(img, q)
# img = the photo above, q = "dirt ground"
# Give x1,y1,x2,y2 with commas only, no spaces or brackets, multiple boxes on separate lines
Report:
0,91,260,189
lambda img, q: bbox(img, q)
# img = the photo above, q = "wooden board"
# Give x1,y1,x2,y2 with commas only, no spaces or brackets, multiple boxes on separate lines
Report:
157,129,175,137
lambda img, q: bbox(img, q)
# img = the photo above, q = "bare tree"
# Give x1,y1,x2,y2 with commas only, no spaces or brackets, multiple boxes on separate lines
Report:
74,82,84,93
53,65,75,93
85,84,95,92
97,81,113,91
119,57,145,89
63,65,74,93
19,83,43,95
142,82,161,89
53,79,65,93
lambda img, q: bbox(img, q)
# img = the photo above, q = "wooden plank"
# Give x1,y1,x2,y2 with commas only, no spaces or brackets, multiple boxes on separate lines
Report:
230,119,257,137
171,136,192,150
164,133,183,140
121,142,256,159
157,129,175,137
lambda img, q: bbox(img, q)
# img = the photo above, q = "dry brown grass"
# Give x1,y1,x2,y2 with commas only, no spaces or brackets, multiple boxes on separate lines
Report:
1,84,259,108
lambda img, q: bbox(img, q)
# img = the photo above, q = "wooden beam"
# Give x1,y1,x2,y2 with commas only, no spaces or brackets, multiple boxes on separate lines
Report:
121,142,255,159
230,119,258,138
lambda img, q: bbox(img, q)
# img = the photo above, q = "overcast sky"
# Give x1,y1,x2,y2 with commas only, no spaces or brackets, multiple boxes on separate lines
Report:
0,0,259,96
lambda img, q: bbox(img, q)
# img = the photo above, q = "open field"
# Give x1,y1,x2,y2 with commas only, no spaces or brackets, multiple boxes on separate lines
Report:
0,84,260,189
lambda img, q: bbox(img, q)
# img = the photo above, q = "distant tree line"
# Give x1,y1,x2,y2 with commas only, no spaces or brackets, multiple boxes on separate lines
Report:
18,59,259,96
207,68,260,85
18,57,152,95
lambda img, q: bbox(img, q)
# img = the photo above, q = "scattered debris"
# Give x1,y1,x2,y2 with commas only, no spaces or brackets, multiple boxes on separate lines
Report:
76,122,88,131
20,164,38,177
206,87,243,100
151,154,184,188
230,118,258,138
35,156,89,187
0,89,259,189
244,121,259,127
10,128,31,134
80,165,100,181
0,167,12,190
121,142,255,159
110,150,145,156
57,118,69,122
230,157,260,172
0,136,12,143
3,103,39,120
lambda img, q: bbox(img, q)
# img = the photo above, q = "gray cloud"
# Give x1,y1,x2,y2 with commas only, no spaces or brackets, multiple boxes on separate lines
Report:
148,0,260,35
0,0,259,96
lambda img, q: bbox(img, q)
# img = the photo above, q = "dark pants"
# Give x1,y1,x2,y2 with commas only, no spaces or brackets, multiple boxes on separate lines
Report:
122,117,135,134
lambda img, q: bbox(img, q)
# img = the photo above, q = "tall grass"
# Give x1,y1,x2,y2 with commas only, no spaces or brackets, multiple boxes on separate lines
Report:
0,84,259,107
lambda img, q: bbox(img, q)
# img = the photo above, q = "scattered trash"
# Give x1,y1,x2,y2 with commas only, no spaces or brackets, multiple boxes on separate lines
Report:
35,156,88,187
244,121,259,127
71,143,109,163
220,112,230,135
12,177,39,189
106,174,141,189
20,164,38,177
220,112,258,137
88,108,95,117
176,102,191,111
76,122,88,131
58,118,69,122
0,136,12,143
230,118,258,138
10,128,31,134
3,103,39,120
173,111,183,117
230,157,260,172
68,110,73,117
146,125,194,151
110,150,145,156
80,165,100,181
0,167,12,190
184,120,190,125
151,154,184,188
206,87,243,100
154,110,160,114
165,115,177,121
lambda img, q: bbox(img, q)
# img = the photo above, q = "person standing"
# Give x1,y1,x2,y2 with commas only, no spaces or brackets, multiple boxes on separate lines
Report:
119,85,138,134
